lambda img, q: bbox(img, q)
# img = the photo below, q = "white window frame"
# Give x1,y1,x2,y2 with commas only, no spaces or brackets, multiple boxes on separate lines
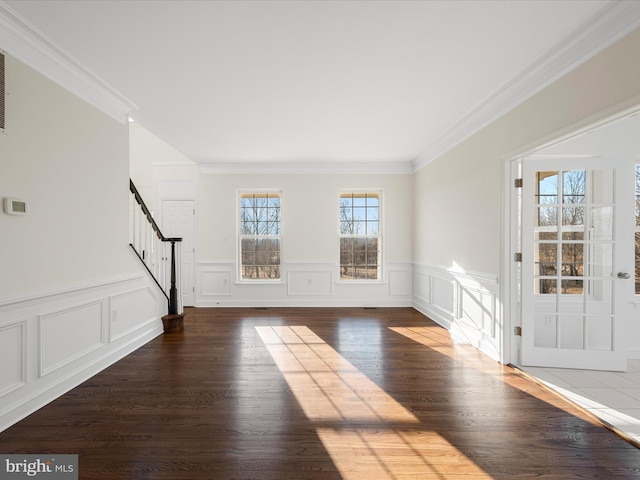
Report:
338,189,383,283
237,189,283,283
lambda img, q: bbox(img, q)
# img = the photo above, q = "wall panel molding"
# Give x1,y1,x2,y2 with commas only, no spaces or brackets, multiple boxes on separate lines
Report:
38,300,105,377
388,267,412,297
412,263,501,361
287,268,333,296
196,261,412,307
109,287,159,342
0,273,164,433
0,321,26,397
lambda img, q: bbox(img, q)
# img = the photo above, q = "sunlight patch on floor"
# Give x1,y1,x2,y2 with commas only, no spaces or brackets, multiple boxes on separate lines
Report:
255,325,490,479
389,326,594,417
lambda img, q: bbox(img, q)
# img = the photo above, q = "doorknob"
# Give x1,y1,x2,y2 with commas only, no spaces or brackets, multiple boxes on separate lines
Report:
617,272,631,279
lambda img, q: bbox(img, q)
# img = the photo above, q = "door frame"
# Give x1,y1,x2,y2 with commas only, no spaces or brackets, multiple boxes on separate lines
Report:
502,104,640,367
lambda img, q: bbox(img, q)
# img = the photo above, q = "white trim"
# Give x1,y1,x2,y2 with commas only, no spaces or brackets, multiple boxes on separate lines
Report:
0,2,137,123
0,273,144,311
200,161,413,175
501,157,519,366
412,1,640,172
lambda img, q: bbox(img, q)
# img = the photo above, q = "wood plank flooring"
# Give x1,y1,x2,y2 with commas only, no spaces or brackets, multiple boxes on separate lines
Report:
0,307,638,479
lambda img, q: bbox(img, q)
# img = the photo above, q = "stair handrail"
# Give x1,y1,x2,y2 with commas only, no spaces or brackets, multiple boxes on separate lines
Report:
129,179,183,315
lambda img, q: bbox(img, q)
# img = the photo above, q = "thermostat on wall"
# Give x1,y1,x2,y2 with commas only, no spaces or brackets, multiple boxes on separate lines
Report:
3,197,27,215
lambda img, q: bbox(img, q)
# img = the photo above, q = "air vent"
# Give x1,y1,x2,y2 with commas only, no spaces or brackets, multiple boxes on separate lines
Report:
0,52,4,131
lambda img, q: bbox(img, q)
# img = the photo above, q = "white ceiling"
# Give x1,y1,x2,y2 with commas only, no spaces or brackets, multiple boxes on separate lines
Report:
3,0,640,172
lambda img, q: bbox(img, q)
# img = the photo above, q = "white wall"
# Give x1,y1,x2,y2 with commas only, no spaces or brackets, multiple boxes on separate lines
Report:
197,173,413,306
413,27,640,362
0,55,164,432
1,55,134,296
129,122,198,216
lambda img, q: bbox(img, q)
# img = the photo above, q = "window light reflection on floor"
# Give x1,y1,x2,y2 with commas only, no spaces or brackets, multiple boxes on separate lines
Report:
255,325,489,479
389,325,596,420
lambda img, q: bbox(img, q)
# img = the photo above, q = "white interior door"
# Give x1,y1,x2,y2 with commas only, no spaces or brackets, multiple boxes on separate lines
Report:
520,157,634,371
162,200,195,307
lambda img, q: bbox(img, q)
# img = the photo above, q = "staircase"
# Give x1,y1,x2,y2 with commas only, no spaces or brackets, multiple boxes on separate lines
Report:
129,179,184,332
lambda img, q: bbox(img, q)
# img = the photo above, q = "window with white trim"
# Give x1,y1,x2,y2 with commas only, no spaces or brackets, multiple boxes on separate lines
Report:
339,192,381,280
239,192,281,281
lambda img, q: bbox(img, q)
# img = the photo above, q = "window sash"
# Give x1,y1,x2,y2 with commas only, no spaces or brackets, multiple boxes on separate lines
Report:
339,192,381,281
239,192,281,281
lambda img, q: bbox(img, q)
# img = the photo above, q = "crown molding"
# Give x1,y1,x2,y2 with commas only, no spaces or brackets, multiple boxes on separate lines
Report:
0,2,137,124
412,1,640,172
199,160,414,175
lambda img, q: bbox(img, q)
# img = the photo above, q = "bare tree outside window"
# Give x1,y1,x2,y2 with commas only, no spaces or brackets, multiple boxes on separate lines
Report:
339,192,380,280
535,170,585,294
239,193,281,280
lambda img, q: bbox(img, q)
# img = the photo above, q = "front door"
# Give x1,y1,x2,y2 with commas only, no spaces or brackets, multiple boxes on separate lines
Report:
520,157,634,371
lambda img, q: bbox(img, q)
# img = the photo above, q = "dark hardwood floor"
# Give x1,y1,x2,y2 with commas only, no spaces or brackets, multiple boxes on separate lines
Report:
0,307,638,479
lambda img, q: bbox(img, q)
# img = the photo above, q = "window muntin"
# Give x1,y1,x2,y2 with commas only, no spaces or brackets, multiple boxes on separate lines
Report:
239,192,281,280
339,192,381,280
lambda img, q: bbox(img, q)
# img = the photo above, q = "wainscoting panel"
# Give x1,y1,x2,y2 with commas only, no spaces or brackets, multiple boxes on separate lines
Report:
388,268,412,297
460,284,495,338
197,261,413,307
201,269,232,297
39,300,105,377
0,273,165,433
287,269,333,296
413,263,501,361
431,276,457,318
413,270,431,305
110,287,159,342
0,322,26,397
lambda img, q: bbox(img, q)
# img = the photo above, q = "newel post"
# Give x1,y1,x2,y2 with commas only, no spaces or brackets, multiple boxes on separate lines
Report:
168,240,178,315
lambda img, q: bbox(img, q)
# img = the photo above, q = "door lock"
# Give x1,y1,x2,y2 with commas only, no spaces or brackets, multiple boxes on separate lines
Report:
617,272,631,279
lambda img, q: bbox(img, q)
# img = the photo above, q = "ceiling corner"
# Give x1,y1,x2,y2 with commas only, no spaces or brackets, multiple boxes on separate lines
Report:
412,0,640,171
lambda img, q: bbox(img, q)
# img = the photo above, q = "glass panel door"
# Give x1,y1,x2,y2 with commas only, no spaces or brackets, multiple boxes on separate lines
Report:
521,158,630,371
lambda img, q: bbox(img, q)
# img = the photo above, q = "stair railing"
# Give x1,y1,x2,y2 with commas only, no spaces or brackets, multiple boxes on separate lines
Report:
129,179,183,315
